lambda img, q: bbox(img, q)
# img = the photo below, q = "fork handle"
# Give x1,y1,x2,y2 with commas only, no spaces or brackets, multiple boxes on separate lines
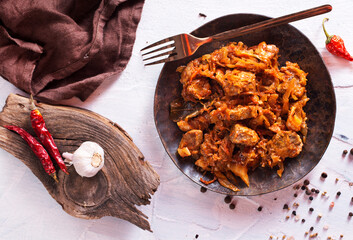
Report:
210,4,332,41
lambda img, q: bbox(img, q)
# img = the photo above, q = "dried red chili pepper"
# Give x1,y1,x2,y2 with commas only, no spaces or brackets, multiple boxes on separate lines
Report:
322,18,353,61
5,125,58,182
30,100,69,175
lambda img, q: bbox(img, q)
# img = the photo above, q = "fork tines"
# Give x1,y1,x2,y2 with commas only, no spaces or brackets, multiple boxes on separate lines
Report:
141,36,177,65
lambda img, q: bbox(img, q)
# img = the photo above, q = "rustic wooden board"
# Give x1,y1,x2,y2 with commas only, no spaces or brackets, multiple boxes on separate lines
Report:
0,94,160,231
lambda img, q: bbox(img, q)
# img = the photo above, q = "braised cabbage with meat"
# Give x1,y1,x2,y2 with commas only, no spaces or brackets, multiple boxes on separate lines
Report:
173,41,308,192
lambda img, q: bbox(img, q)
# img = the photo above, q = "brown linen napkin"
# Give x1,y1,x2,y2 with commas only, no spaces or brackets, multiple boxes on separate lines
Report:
0,0,144,102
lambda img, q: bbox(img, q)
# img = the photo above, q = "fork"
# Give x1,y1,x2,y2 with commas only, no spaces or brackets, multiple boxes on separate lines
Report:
141,4,332,66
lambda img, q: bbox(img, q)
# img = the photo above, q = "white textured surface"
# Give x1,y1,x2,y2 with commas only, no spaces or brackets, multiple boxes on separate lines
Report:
1,0,353,239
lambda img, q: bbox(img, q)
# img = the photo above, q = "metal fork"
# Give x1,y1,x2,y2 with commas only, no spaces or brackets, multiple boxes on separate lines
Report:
141,4,331,66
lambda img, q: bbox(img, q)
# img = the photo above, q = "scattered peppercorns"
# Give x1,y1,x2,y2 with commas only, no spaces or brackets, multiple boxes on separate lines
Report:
283,204,289,210
304,179,310,185
195,234,199,239
224,195,232,203
309,207,314,212
315,189,320,194
294,193,298,197
301,185,306,190
309,196,313,201
200,187,207,193
309,233,318,238
229,203,235,210
292,210,297,216
257,206,263,212
321,172,328,178
343,149,348,155
302,219,306,223
349,212,353,217
306,190,312,195
310,226,314,231
274,198,277,201
311,188,315,193
337,191,341,197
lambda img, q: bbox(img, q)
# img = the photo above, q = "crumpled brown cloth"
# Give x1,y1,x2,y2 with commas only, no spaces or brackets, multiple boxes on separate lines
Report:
0,0,144,102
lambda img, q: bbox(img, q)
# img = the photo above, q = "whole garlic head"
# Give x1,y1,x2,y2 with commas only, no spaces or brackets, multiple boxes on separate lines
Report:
63,141,104,177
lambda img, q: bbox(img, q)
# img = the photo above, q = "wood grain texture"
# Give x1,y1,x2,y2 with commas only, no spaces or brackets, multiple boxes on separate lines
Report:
0,94,160,231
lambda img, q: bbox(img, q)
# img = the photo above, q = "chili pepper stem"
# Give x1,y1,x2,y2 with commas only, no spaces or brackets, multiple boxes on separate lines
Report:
322,18,333,44
29,95,36,110
50,172,59,183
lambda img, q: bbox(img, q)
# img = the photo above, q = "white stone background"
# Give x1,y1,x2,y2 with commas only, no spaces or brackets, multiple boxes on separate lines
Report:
1,0,353,239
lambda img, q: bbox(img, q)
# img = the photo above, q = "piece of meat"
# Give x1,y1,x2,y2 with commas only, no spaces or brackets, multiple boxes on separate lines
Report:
268,131,303,159
229,124,260,147
182,77,212,101
177,130,204,158
219,69,256,96
227,105,259,121
177,113,210,132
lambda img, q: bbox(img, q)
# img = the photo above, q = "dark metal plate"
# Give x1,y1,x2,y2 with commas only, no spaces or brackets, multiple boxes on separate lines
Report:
154,14,336,196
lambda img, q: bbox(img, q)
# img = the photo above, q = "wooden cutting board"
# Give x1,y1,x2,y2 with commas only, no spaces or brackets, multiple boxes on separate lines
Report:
0,94,160,231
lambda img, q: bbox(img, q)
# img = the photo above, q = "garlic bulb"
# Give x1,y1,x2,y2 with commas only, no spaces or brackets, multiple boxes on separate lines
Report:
63,141,104,177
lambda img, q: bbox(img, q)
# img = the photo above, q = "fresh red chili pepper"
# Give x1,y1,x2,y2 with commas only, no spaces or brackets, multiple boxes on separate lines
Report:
5,125,58,182
30,102,69,175
322,18,353,61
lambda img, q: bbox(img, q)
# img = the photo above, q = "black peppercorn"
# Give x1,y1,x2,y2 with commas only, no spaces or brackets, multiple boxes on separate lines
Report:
311,188,315,192
351,197,353,202
304,179,310,185
306,190,311,195
224,195,232,204
321,172,328,178
343,149,348,155
274,198,277,201
195,234,199,239
302,219,306,223
301,185,306,190
315,189,320,194
350,148,353,155
257,206,263,211
283,204,289,210
294,193,298,197
337,191,341,197
309,196,313,201
229,203,235,210
200,187,207,193
309,207,314,212
349,212,353,217
310,226,314,231
292,210,296,216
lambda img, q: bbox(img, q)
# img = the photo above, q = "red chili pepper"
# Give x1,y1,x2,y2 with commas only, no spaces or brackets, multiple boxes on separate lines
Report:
5,125,58,182
322,18,353,61
30,103,69,175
